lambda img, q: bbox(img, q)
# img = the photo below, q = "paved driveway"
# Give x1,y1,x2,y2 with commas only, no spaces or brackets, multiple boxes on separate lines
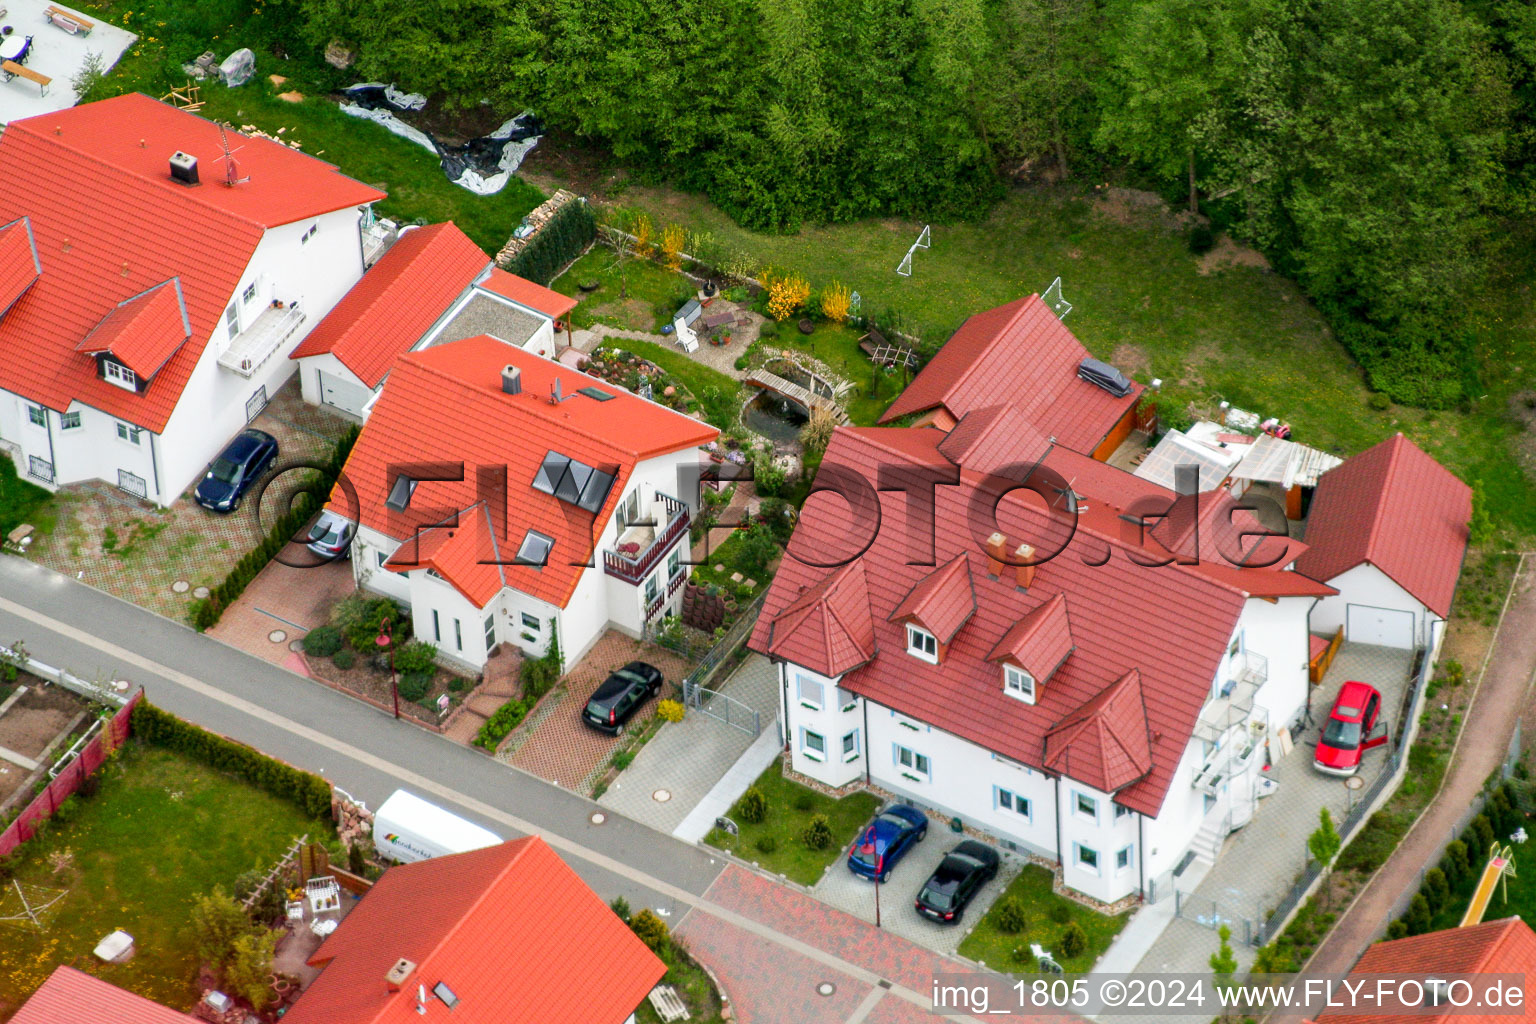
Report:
208,544,354,667
811,815,1020,955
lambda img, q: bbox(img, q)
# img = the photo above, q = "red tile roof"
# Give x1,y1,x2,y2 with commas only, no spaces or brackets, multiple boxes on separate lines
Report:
987,592,1075,683
1043,669,1153,793
330,335,716,609
11,966,195,1024
937,404,1049,473
1318,918,1536,1024
75,279,190,380
880,295,1143,454
751,425,1253,814
766,561,878,677
384,502,508,607
889,553,976,644
292,223,490,387
0,94,384,432
480,268,579,320
288,838,665,1024
1295,434,1471,618
0,215,41,317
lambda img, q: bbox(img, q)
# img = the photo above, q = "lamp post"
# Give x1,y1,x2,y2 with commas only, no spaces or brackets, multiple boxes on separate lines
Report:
376,621,398,720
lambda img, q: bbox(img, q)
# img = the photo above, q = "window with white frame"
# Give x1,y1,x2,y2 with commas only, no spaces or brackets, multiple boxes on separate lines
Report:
431,609,442,643
617,489,641,530
225,303,241,337
116,422,140,445
837,687,858,712
242,283,257,305
796,674,824,710
1075,792,1097,821
60,411,81,430
841,730,860,761
800,728,826,761
1116,845,1134,871
521,612,540,630
103,360,137,391
996,786,1031,820
1114,802,1132,821
483,614,496,652
1003,663,1036,704
895,744,931,780
667,547,682,580
905,624,938,663
453,618,462,651
376,550,389,569
26,405,46,427
1075,843,1099,874
644,573,660,604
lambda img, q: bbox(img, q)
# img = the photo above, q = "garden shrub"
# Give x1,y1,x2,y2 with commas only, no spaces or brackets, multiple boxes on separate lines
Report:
331,648,356,670
610,896,632,923
1473,814,1496,855
190,886,255,972
1386,920,1409,940
657,699,685,723
131,701,333,819
995,897,1029,935
396,672,431,703
738,786,768,824
1368,392,1392,411
736,523,779,578
801,813,832,850
394,640,439,676
1423,868,1449,913
474,698,530,751
334,594,403,652
502,198,598,285
792,790,815,813
753,455,787,498
303,626,343,657
759,322,779,340
1187,223,1216,254
447,676,467,692
1442,840,1470,886
631,908,671,954
225,929,280,1009
1058,922,1089,958
1048,902,1073,925
755,835,778,854
233,868,285,924
1405,894,1432,935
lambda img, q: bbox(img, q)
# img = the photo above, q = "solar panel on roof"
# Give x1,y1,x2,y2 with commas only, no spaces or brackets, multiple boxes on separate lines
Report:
578,467,616,512
532,449,616,514
533,451,568,495
554,459,589,503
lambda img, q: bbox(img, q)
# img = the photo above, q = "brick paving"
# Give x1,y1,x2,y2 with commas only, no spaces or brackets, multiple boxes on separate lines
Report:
207,546,355,666
27,378,351,622
443,643,524,745
503,631,692,791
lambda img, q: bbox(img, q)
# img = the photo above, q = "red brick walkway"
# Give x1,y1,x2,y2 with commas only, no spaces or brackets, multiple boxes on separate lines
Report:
443,644,523,745
208,546,354,666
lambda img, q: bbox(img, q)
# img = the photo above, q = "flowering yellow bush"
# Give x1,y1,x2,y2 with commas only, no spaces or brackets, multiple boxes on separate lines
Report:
766,271,811,322
661,224,685,271
633,213,655,259
820,281,851,322
657,699,686,723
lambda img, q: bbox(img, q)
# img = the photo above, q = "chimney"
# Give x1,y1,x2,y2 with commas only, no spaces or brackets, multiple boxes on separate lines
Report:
1014,543,1036,590
385,958,417,993
169,151,199,186
985,532,1007,577
500,364,522,395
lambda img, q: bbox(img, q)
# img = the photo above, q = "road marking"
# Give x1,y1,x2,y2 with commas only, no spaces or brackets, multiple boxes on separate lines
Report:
845,983,889,1024
0,593,962,1019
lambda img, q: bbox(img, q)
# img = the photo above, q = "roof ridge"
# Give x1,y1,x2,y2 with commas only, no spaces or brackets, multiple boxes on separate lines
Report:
1360,433,1408,566
945,296,1038,404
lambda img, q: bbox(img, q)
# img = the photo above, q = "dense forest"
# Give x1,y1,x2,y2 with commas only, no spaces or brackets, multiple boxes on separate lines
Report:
291,0,1536,408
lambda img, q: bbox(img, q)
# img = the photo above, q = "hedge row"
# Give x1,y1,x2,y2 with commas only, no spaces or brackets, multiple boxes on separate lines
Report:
189,425,361,632
473,698,531,752
130,701,333,820
501,199,596,285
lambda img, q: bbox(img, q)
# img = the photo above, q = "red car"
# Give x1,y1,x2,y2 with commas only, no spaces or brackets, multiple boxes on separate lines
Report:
1314,680,1387,776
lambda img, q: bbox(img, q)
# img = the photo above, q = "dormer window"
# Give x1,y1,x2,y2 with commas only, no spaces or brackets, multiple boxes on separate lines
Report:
385,474,417,511
906,624,938,663
1003,664,1036,704
103,360,137,391
515,529,553,567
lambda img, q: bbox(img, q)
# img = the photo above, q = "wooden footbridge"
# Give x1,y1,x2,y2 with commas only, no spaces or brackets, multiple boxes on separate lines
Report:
745,369,847,423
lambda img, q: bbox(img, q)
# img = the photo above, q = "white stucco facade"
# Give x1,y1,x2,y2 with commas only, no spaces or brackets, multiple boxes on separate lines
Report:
1309,562,1443,652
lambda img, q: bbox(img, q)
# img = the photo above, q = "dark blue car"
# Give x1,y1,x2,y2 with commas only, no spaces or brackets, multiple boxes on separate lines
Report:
847,804,927,882
194,429,278,513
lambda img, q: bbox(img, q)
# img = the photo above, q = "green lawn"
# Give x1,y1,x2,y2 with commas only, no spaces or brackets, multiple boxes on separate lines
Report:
757,321,908,426
957,864,1130,973
0,458,52,542
593,339,743,430
634,941,727,1024
692,525,775,601
552,251,695,333
705,757,880,886
0,743,332,1013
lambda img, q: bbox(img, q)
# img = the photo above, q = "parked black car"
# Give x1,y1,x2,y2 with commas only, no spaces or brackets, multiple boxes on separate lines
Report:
580,661,664,735
914,840,1000,923
194,429,278,513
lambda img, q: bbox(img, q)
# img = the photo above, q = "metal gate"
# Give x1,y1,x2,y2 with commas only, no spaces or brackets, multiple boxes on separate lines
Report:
1173,889,1256,945
690,684,760,738
245,385,269,423
117,469,147,499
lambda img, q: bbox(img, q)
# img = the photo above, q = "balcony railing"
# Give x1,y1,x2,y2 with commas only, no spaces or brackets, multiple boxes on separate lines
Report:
1193,650,1268,746
604,493,689,586
218,305,306,378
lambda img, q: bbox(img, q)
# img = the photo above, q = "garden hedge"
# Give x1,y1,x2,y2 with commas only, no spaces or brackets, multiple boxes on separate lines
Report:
130,701,333,820
473,698,530,751
501,199,597,285
190,425,360,632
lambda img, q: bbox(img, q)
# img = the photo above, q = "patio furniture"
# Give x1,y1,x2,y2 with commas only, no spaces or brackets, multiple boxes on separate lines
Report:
0,32,29,62
93,930,134,962
699,310,735,332
309,917,338,938
306,876,341,914
43,5,91,34
285,900,305,922
1,60,48,95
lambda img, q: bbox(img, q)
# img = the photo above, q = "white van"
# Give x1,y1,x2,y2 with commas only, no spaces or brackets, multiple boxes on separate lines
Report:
372,790,501,864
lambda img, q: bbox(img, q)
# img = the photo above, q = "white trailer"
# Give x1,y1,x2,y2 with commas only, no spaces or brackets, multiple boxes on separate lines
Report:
372,790,502,863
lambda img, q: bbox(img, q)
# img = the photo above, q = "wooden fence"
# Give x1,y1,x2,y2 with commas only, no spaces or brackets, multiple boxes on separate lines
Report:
1310,626,1345,683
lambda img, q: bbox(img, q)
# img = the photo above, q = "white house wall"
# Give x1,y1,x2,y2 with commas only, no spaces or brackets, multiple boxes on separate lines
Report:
157,205,368,503
1240,595,1314,738
1,391,161,498
299,351,373,418
406,570,489,669
1310,563,1438,649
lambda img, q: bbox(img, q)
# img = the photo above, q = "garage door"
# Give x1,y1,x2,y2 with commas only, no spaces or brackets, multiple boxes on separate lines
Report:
1346,604,1415,648
318,370,371,417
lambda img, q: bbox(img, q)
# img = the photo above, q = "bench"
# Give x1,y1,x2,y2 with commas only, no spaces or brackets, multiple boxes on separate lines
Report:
647,985,690,1022
43,5,92,34
1,60,48,95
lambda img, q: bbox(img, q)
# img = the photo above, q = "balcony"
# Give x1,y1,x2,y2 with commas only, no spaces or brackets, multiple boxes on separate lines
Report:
1193,650,1268,747
218,305,306,378
603,493,689,586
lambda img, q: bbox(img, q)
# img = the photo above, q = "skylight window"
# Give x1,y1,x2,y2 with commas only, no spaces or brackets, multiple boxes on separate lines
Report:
385,474,417,511
516,529,554,567
432,981,459,1009
578,386,615,401
531,450,616,514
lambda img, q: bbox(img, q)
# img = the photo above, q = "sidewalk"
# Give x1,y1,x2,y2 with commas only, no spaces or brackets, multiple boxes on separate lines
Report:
1270,555,1536,1023
598,653,779,834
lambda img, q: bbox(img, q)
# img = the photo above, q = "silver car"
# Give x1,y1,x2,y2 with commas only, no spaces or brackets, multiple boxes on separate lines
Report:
306,510,355,561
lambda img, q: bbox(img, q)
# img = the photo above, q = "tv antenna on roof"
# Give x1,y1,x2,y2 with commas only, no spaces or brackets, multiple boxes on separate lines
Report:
217,125,249,187
1042,276,1072,319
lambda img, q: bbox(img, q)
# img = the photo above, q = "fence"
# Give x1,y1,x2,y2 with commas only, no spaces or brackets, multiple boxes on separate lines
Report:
691,684,762,738
678,590,767,706
1255,644,1435,945
0,691,140,858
